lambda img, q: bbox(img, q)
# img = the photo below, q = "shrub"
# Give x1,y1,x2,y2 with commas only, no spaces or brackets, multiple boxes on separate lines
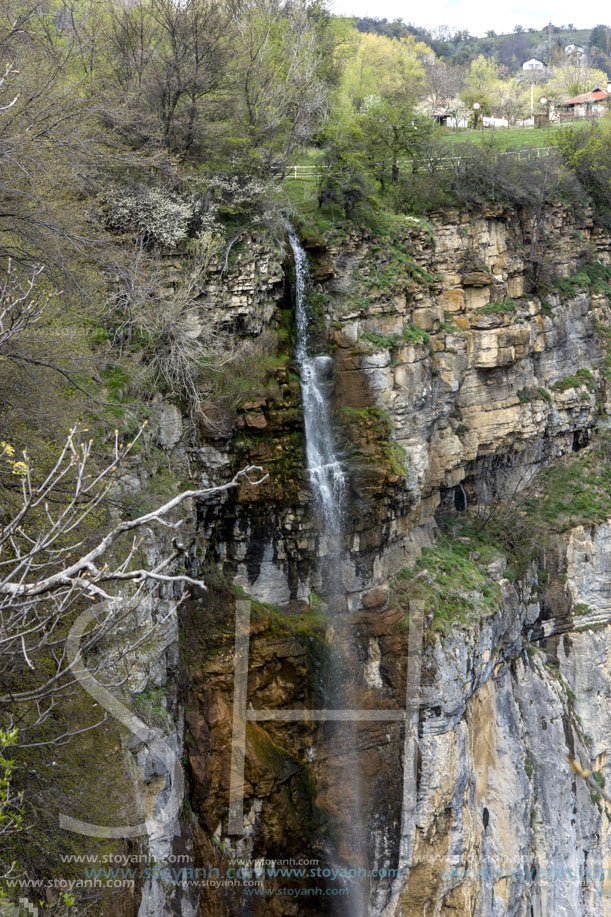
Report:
394,139,584,218
105,233,227,418
104,186,205,247
481,298,518,314
553,272,592,297
554,121,611,227
315,141,372,219
362,324,430,349
517,386,553,404
553,368,595,392
523,443,611,530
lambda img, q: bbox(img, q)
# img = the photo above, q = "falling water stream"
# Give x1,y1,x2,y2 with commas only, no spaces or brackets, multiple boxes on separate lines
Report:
288,227,368,916
290,226,345,533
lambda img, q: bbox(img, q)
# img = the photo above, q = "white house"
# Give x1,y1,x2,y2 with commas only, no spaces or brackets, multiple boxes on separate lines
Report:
522,58,547,71
564,43,585,55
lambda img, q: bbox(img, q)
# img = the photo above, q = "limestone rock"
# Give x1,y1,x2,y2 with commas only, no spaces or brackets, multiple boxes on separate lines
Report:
155,401,183,449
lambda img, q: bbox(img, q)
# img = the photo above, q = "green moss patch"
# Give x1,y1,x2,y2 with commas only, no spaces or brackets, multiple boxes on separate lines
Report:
337,405,408,479
394,527,505,635
480,298,519,315
522,435,611,531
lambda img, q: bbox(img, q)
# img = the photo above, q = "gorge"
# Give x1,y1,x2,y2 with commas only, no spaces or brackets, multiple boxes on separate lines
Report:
4,6,611,916
152,199,611,917
4,189,611,917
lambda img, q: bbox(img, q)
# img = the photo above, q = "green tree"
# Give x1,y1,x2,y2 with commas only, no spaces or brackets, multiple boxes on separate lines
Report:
493,77,529,125
590,24,610,54
339,31,432,112
358,100,434,188
547,61,609,99
0,729,22,843
461,55,499,123
0,727,22,897
555,121,611,225
316,139,369,217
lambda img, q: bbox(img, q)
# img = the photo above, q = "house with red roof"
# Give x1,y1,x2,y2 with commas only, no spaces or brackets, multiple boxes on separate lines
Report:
557,83,611,119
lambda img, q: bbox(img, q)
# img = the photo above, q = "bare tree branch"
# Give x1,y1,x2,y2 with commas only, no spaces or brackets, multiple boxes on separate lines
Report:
0,422,267,709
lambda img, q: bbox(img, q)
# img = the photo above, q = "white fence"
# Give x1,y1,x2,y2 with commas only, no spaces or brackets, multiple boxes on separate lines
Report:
286,146,555,180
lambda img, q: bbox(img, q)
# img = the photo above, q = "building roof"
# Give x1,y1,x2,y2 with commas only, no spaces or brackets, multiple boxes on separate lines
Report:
559,87,610,106
523,57,546,65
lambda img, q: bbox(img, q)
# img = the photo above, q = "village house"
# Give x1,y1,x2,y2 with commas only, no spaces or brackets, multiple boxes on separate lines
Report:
522,57,547,71
557,82,611,118
564,43,585,55
417,97,470,128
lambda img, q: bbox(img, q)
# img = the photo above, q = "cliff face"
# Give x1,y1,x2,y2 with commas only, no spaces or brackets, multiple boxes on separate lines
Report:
383,512,611,917
323,206,606,550
179,203,611,916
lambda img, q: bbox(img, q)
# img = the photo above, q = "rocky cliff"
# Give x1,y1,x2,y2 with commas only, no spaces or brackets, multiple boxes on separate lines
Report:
170,202,611,916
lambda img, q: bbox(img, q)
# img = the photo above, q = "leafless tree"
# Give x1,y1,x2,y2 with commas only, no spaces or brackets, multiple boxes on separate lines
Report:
0,61,19,112
0,261,53,351
106,232,230,421
0,1,101,273
229,0,329,171
107,0,162,92
424,61,464,114
106,0,229,156
0,422,265,722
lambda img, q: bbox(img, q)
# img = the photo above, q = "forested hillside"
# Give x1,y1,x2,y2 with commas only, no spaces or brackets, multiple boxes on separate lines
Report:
355,19,611,73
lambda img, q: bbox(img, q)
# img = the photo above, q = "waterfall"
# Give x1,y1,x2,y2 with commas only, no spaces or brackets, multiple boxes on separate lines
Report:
289,226,345,534
288,227,368,916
